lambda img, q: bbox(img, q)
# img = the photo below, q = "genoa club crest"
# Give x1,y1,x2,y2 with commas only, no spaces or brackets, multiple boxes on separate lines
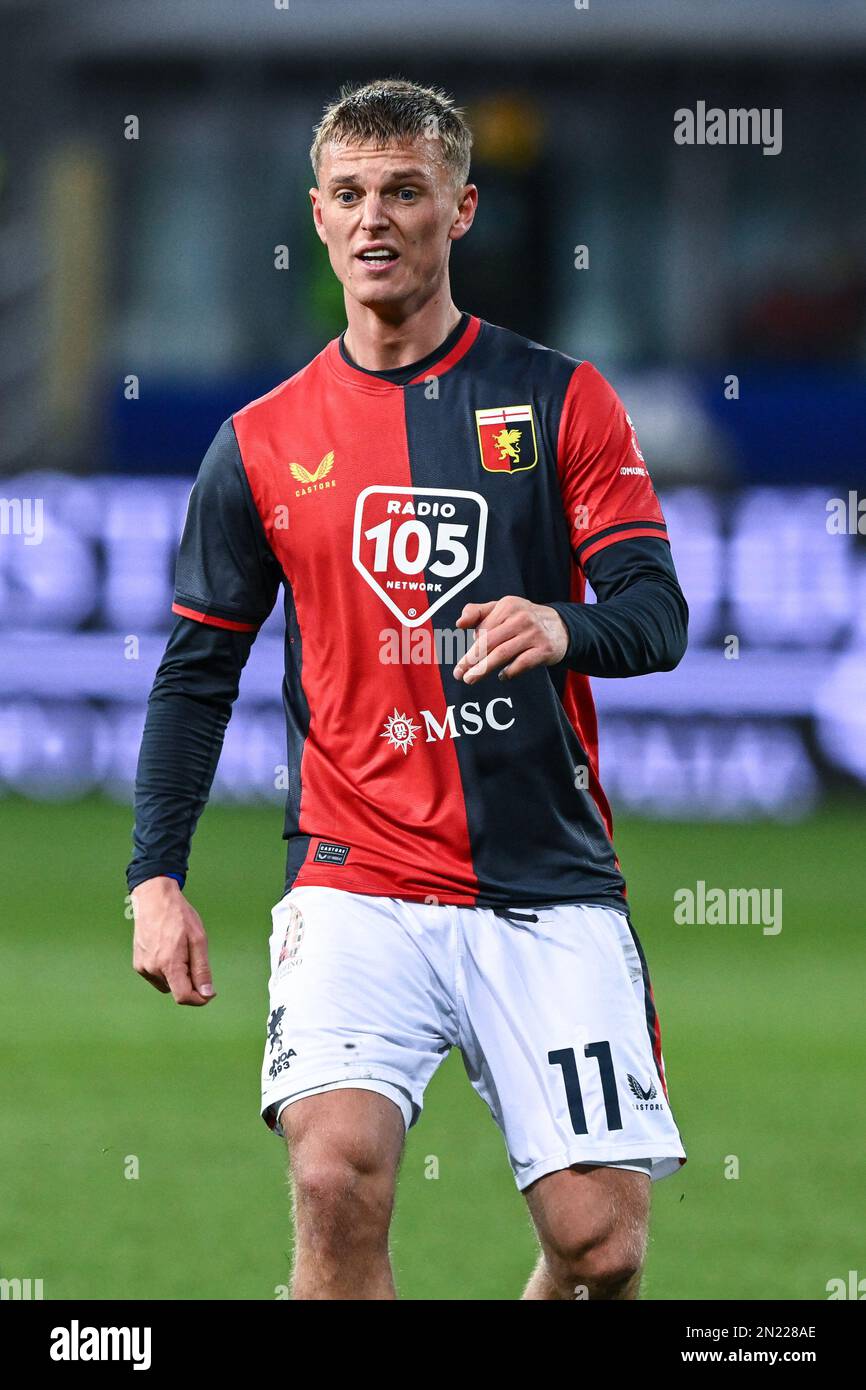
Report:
475,404,538,474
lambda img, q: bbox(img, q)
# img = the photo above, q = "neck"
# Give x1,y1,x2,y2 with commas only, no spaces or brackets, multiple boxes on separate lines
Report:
342,291,462,372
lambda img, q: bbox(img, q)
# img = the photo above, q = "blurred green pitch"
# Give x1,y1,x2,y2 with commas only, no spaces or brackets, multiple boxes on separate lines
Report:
1,796,862,1300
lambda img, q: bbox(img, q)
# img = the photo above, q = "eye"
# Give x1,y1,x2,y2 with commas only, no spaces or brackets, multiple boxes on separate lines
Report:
336,190,357,204
396,188,417,201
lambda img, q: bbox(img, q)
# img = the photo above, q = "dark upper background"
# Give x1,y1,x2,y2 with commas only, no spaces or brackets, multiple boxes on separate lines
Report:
2,0,865,486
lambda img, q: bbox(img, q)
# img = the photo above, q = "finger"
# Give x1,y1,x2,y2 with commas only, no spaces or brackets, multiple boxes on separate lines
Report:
455,614,526,680
496,647,546,680
454,630,489,680
456,599,497,629
465,597,528,650
462,633,529,684
164,962,209,1008
189,933,216,1001
136,966,171,994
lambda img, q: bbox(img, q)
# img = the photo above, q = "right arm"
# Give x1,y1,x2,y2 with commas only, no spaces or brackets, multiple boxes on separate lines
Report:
127,418,281,1005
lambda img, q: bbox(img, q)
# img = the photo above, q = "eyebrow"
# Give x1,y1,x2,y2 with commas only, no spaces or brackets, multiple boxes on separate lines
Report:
326,167,430,189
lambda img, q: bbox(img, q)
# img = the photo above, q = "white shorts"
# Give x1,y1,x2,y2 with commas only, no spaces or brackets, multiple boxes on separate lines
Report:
260,887,686,1191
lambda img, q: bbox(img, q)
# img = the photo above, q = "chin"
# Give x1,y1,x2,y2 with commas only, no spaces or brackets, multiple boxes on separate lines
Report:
351,282,414,311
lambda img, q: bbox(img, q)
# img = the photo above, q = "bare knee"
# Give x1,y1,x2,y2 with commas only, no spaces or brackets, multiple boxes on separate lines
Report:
557,1231,643,1297
292,1156,393,1250
283,1092,402,1259
527,1167,650,1300
543,1211,647,1298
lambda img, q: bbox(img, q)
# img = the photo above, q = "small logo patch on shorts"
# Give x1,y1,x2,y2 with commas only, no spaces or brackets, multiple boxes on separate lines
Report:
626,1072,663,1110
267,1005,285,1054
277,905,305,977
268,1048,297,1081
314,840,350,865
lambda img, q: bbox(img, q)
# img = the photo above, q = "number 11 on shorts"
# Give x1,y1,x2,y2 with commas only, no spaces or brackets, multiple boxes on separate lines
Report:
548,1042,624,1134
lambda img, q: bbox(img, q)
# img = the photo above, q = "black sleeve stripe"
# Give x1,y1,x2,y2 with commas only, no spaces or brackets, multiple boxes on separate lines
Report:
573,518,668,561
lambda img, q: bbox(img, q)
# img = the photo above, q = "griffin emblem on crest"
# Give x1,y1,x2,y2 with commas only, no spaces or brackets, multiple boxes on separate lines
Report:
493,428,522,464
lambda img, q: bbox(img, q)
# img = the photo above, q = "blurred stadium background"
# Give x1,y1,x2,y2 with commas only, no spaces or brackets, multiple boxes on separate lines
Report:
1,0,864,1300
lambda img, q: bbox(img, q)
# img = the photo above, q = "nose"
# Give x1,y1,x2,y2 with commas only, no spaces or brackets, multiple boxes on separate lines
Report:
360,195,389,232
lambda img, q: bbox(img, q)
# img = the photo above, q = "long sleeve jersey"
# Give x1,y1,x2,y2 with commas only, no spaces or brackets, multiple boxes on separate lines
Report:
128,313,688,909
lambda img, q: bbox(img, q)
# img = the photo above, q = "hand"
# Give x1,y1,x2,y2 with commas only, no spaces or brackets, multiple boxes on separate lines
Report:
453,597,569,684
131,876,217,1006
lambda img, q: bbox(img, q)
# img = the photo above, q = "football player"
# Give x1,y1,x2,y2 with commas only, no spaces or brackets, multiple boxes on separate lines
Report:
128,78,688,1300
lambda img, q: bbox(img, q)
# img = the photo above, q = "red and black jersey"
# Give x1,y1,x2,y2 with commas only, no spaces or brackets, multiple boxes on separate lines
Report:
163,313,678,909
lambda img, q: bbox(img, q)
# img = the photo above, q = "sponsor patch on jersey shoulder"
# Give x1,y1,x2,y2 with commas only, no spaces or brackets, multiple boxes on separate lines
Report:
475,404,538,474
313,840,351,865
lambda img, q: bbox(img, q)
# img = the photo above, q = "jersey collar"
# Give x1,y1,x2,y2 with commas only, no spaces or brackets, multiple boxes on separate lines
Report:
325,313,482,391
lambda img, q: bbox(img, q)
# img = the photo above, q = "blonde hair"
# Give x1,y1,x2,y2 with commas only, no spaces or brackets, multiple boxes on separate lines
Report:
311,77,472,190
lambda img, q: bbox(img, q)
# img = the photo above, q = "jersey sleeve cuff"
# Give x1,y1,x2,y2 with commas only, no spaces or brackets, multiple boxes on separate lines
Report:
127,865,187,893
546,601,589,669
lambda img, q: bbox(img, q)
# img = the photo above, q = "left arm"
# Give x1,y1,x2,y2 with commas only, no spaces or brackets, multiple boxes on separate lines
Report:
548,533,688,677
453,534,688,682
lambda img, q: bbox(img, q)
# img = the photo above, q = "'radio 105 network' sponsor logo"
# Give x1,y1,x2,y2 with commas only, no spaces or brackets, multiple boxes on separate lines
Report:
353,486,487,628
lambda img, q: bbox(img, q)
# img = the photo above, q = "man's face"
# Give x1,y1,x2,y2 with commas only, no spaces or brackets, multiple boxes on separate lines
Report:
310,137,476,315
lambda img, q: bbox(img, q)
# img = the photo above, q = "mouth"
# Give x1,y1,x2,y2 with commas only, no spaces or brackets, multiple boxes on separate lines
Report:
355,246,401,272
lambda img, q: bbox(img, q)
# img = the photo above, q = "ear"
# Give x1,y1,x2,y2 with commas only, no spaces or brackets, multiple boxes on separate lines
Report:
448,183,478,243
309,187,328,244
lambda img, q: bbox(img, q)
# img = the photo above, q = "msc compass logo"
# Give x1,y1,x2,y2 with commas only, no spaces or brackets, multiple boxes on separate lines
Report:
381,697,515,753
381,709,422,754
627,1073,662,1110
